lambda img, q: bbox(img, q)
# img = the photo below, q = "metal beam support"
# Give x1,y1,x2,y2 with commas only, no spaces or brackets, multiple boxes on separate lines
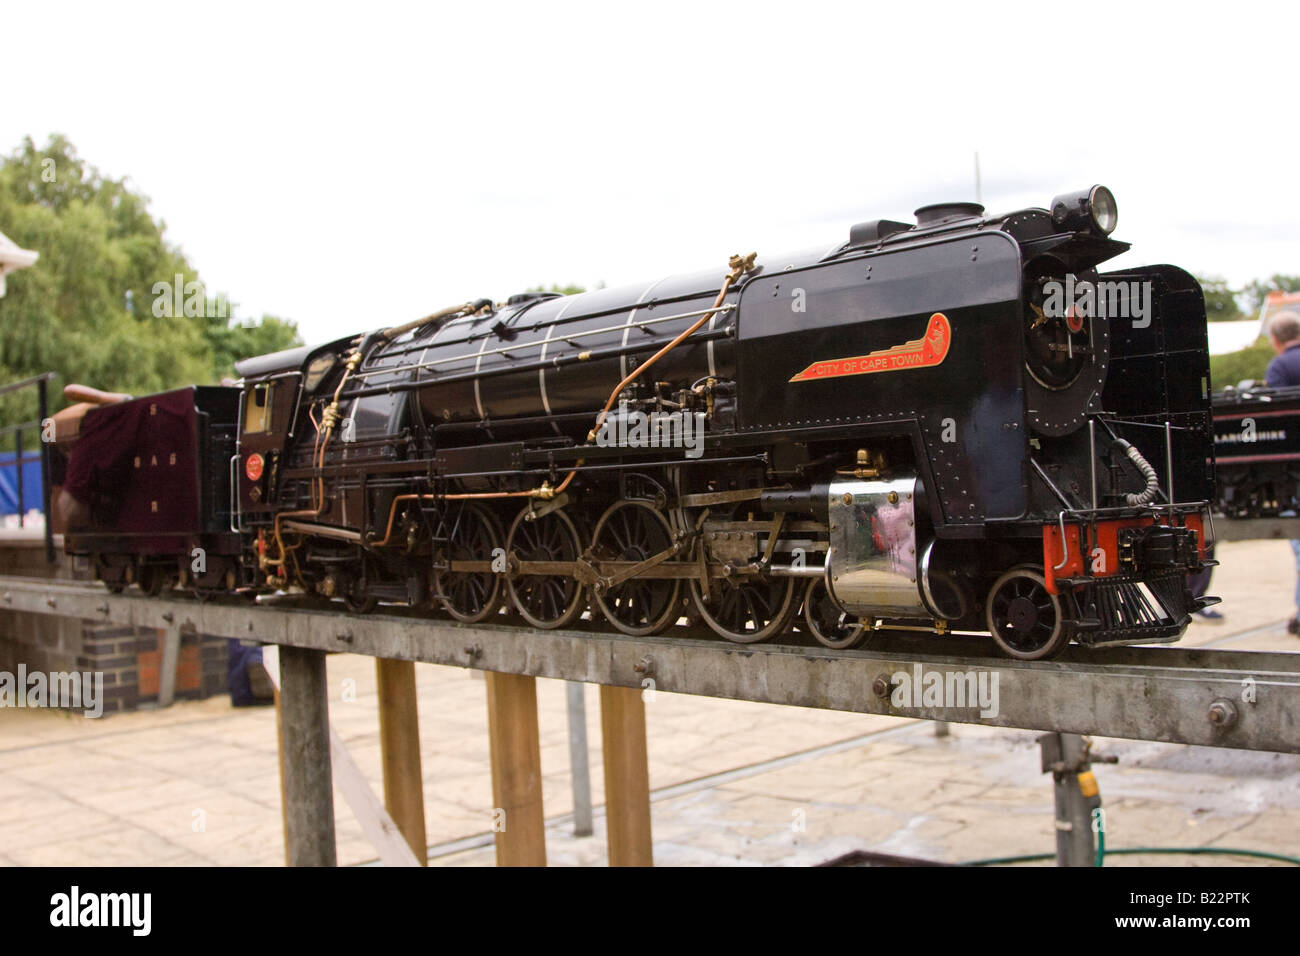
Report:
1213,516,1300,542
1,575,1298,754
1039,732,1106,867
278,644,337,867
565,681,594,837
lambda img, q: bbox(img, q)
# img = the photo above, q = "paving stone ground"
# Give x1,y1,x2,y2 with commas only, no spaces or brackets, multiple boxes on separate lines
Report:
0,538,1297,866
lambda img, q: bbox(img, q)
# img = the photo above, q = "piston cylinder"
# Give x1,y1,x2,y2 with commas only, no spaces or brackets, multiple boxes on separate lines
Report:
825,474,928,618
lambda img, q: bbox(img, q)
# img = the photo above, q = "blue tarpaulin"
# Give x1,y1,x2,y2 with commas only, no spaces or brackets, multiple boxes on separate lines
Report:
0,451,43,515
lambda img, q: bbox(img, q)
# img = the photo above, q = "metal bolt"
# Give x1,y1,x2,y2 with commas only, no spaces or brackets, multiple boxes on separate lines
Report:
46,597,56,609
161,611,174,623
337,631,354,644
633,656,654,676
463,644,482,659
872,675,894,699
1208,698,1238,728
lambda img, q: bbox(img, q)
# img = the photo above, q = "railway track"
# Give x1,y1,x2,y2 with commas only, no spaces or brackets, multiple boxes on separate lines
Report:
1,573,1297,753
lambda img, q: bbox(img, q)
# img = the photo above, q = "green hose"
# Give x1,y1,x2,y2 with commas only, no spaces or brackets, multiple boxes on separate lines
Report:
966,846,1300,867
964,772,1300,868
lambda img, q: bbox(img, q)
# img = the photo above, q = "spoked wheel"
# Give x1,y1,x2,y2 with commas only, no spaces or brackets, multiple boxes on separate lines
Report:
506,507,585,630
437,503,504,624
591,499,681,636
343,585,378,615
689,573,797,644
342,552,379,614
803,577,867,650
985,566,1071,660
138,564,171,597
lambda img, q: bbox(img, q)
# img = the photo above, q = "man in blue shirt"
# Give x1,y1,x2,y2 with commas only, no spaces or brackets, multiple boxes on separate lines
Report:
1265,311,1300,634
1266,311,1300,388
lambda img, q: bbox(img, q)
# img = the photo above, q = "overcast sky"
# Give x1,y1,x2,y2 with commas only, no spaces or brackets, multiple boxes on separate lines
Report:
3,1,1297,345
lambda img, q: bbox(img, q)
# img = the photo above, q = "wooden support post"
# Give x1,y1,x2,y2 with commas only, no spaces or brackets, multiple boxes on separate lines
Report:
274,686,290,866
599,684,653,866
279,645,337,867
484,671,546,866
376,658,427,864
157,624,183,708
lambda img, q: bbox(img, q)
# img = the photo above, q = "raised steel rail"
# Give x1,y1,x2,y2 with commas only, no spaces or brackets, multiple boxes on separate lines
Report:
1,573,1296,753
1213,515,1300,542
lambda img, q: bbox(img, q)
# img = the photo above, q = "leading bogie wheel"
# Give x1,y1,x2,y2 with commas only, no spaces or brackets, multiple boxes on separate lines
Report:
803,577,867,650
984,566,1071,660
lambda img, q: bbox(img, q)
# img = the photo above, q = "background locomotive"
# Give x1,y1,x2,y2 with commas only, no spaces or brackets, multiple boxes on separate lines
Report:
1211,383,1300,518
61,184,1217,660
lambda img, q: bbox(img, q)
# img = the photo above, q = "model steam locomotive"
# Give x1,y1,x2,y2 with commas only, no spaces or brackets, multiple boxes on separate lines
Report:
60,184,1217,660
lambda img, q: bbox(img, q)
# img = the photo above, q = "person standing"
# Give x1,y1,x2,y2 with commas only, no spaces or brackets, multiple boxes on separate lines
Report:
1264,311,1300,634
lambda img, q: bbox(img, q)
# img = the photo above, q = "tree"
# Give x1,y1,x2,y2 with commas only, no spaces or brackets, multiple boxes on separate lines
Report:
528,283,586,296
1195,274,1243,322
1243,275,1300,313
0,134,302,429
1210,337,1274,390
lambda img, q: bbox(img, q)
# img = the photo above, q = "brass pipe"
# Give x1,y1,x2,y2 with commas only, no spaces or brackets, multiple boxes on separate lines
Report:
588,252,754,441
315,254,757,554
379,302,478,344
442,252,755,506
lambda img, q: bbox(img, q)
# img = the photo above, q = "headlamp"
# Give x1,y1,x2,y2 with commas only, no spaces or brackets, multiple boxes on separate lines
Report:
1049,185,1118,236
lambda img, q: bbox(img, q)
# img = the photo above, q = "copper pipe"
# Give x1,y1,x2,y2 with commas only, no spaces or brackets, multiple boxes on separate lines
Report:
312,255,755,552
441,252,754,506
589,253,753,440
365,494,437,548
266,347,364,573
379,301,479,344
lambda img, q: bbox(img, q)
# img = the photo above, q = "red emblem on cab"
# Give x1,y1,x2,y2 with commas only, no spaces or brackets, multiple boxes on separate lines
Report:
245,453,265,482
1065,304,1085,334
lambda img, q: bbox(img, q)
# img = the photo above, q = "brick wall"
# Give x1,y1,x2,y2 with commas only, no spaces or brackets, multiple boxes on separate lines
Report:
0,534,230,714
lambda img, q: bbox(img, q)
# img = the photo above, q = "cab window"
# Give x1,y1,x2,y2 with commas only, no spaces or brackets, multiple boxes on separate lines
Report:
244,383,274,433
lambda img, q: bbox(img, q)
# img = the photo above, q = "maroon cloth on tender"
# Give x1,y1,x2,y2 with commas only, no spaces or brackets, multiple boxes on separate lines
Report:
63,389,200,533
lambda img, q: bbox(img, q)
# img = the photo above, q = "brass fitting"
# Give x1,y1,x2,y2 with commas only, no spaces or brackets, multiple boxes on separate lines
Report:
728,252,758,279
